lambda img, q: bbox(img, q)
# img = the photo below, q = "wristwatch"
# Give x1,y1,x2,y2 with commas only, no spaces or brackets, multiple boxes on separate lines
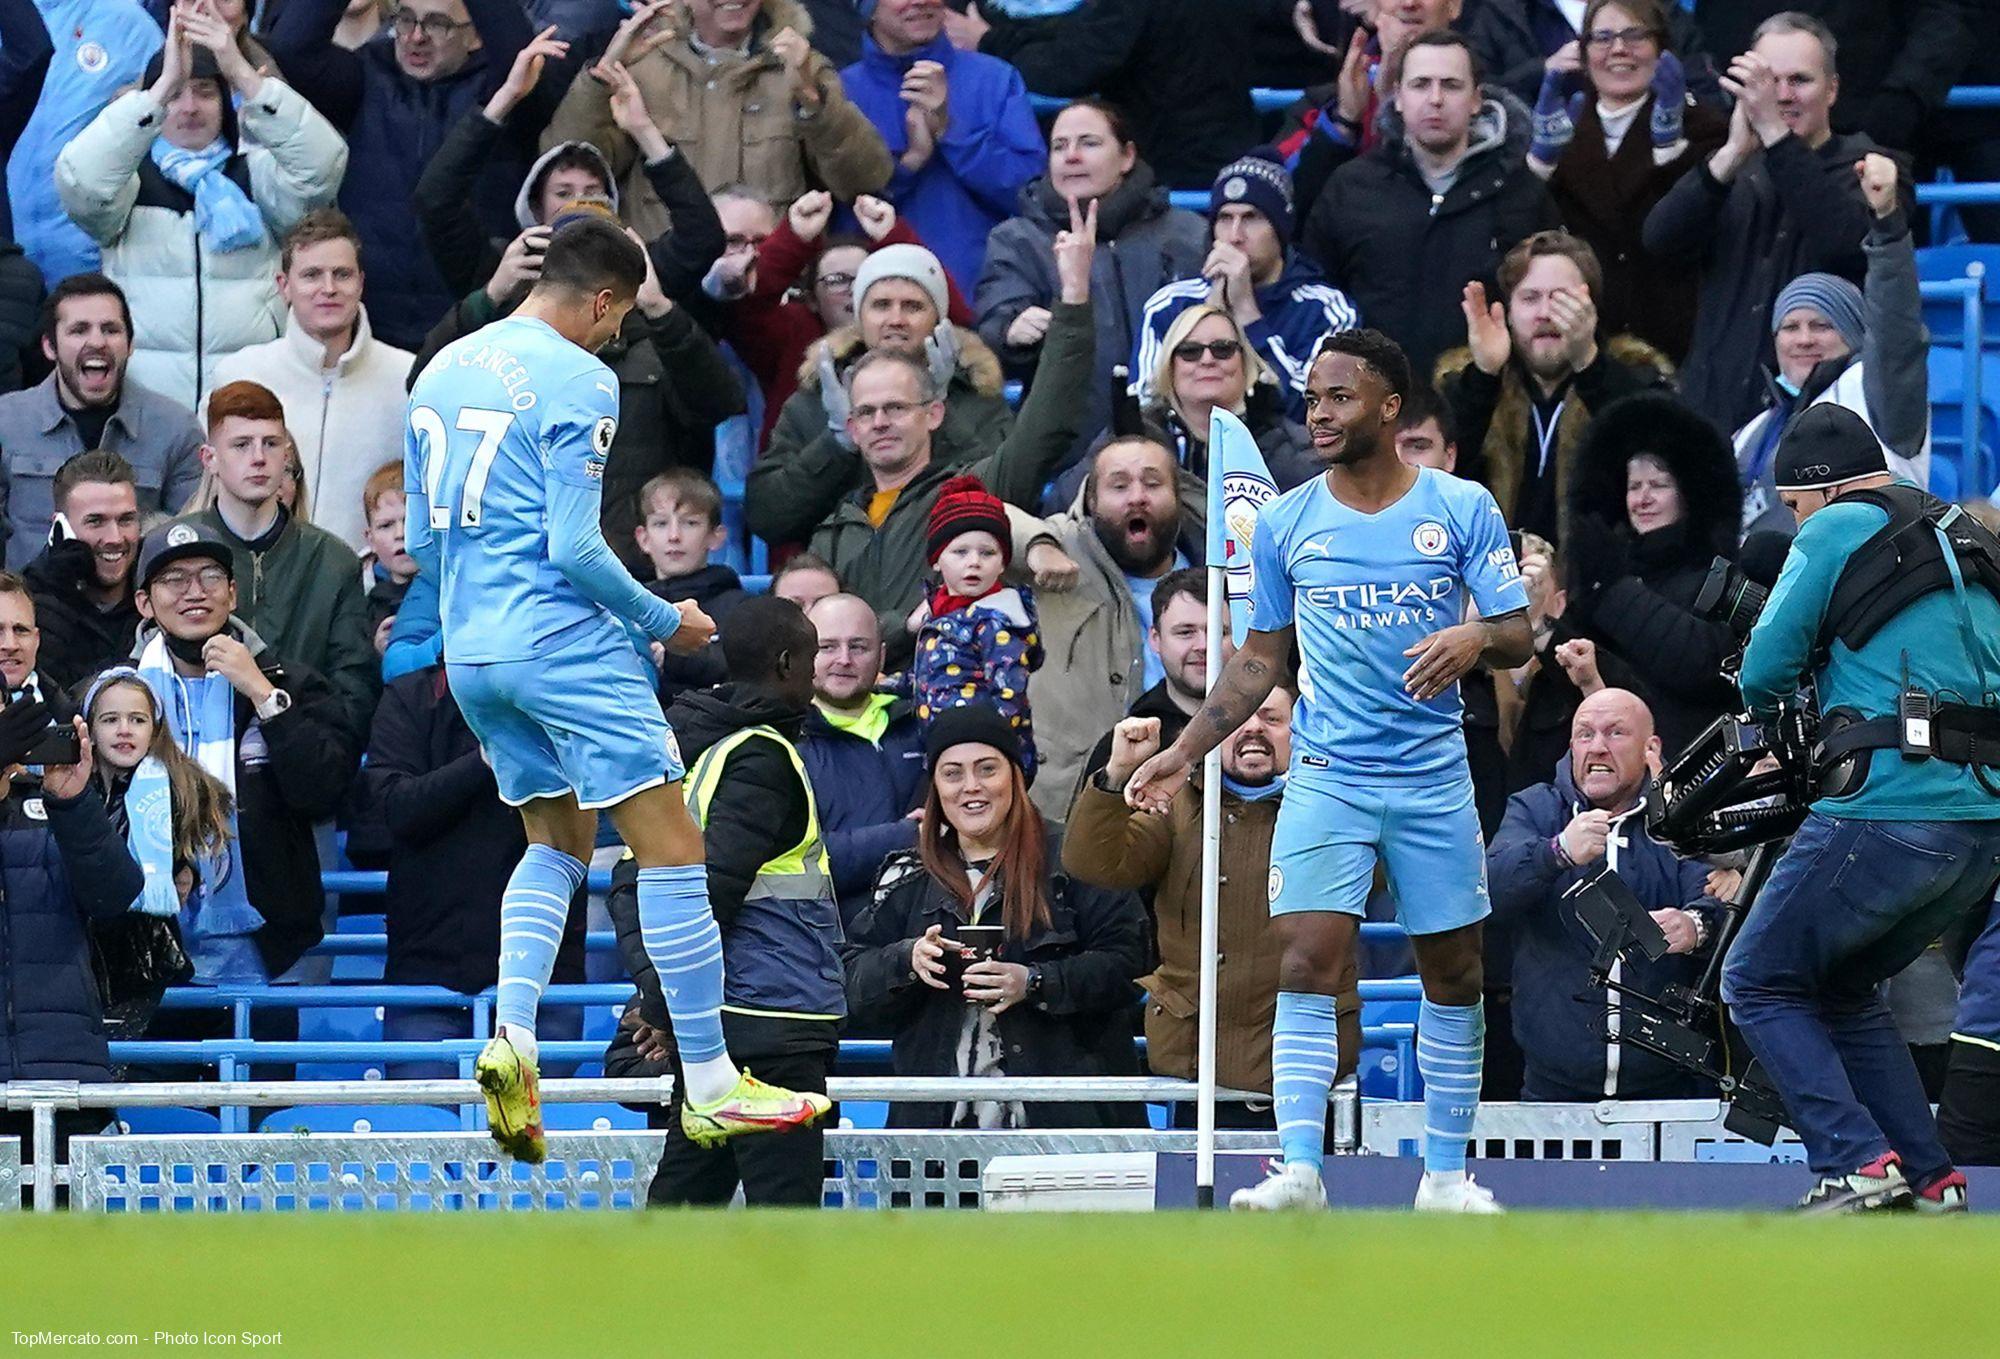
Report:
1025,964,1045,1003
253,688,293,722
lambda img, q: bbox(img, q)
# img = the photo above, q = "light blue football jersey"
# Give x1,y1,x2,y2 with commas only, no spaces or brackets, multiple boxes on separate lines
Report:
1248,466,1528,780
404,314,677,665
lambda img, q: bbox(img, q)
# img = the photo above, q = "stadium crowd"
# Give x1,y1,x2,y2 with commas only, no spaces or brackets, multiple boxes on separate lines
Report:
1,0,1999,1196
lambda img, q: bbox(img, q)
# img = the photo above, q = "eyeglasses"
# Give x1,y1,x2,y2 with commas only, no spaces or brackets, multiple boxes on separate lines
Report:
151,565,230,595
851,401,921,423
816,272,856,291
1583,26,1657,49
391,11,472,40
1172,338,1243,363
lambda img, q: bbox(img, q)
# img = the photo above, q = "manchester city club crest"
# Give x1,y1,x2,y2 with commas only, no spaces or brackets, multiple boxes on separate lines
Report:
1412,520,1449,556
1221,468,1277,608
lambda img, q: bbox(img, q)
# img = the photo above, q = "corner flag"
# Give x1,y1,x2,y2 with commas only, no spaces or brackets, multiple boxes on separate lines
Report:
1205,409,1278,647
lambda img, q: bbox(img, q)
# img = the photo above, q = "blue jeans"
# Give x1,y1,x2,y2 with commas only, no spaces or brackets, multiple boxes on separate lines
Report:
1721,814,2000,1178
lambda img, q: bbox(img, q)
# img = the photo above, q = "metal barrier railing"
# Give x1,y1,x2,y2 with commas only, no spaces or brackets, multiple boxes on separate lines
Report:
2,1074,1302,1211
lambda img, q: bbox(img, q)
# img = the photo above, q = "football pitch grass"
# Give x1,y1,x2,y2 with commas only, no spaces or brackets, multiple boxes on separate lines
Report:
3,1211,1998,1357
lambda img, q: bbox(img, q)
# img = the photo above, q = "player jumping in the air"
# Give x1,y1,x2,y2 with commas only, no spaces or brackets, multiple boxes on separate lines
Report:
1126,329,1533,1212
405,217,830,1162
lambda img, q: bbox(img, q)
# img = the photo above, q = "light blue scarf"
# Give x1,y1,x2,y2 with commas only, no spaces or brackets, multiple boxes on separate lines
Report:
84,668,181,918
148,137,264,253
1221,772,1287,803
136,632,265,979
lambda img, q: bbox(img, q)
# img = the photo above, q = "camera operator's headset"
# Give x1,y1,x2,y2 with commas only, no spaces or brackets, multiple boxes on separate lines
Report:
1808,484,2000,798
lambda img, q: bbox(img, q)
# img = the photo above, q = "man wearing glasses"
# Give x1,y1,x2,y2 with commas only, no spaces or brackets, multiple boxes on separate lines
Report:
266,0,543,351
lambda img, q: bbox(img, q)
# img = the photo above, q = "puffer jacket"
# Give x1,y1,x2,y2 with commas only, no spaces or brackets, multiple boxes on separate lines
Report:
0,773,145,1082
909,585,1042,776
53,79,348,413
1487,755,1720,1100
976,166,1208,467
843,842,1149,1128
745,319,1012,547
542,0,892,242
1562,391,1743,760
1301,95,1561,385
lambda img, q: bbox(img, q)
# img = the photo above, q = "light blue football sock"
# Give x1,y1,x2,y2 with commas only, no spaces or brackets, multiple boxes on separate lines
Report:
1418,998,1485,1175
637,864,730,1071
1272,991,1341,1174
494,844,586,1054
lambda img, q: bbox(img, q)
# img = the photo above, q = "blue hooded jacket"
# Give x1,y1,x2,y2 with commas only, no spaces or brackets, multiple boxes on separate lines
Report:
840,31,1043,291
1486,754,1721,1099
6,0,162,284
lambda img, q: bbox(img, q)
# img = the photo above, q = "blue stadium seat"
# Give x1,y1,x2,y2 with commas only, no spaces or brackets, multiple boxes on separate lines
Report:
255,1105,461,1134
330,913,387,983
115,1107,222,1135
295,1004,386,1083
1927,347,2000,497
1917,246,1998,348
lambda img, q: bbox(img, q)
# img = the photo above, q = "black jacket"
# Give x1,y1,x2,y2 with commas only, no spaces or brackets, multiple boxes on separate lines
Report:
1059,380,1318,510
647,564,750,707
134,624,362,976
975,0,1256,189
0,774,143,1081
411,105,727,309
1641,130,1897,432
1301,97,1561,384
1696,0,1982,151
800,696,927,928
1562,392,1742,760
0,237,41,395
843,842,1150,1128
363,666,585,994
612,683,845,1025
413,294,745,576
21,541,140,694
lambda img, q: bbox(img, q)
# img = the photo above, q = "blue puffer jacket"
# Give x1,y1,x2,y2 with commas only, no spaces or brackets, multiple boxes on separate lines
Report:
1486,755,1720,1099
800,695,927,927
5,0,163,284
0,774,146,1082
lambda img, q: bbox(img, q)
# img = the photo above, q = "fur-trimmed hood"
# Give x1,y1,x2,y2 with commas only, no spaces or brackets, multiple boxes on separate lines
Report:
795,323,1005,399
1568,390,1743,563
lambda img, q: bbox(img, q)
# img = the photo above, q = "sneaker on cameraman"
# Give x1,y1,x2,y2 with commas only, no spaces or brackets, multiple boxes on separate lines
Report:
1797,1151,1914,1213
1913,1168,1969,1214
1230,1159,1327,1211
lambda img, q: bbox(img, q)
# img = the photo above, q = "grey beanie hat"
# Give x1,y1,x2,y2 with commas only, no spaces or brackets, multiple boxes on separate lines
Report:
1772,272,1866,352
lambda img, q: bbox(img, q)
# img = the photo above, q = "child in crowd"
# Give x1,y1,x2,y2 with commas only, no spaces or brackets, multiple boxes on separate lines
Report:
906,476,1042,776
359,461,414,655
638,469,748,703
83,667,238,1024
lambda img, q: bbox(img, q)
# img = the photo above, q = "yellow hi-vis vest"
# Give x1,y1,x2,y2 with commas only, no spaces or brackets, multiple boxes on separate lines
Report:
683,724,844,1021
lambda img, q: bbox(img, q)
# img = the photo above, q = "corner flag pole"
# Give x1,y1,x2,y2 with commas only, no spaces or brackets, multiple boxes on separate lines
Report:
1196,410,1275,1210
1195,564,1225,1209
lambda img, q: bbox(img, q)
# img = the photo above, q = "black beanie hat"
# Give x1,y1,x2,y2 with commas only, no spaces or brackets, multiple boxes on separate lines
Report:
924,704,1023,773
1773,404,1890,492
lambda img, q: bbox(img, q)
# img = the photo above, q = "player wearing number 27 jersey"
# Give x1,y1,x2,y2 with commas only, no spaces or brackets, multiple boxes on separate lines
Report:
404,313,685,807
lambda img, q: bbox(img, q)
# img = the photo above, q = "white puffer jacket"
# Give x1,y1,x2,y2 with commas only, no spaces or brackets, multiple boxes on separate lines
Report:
54,78,347,414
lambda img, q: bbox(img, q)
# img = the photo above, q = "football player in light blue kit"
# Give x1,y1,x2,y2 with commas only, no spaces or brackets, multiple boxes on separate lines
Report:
405,217,829,1162
1127,330,1533,1211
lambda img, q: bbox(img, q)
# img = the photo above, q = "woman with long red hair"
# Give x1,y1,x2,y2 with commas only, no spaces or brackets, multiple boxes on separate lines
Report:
844,704,1151,1129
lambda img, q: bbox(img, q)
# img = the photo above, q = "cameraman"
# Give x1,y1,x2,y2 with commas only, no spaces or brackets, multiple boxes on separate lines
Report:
1724,405,2000,1213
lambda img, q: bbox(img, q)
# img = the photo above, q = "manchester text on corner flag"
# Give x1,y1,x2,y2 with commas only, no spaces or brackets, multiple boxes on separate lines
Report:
1205,408,1278,647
